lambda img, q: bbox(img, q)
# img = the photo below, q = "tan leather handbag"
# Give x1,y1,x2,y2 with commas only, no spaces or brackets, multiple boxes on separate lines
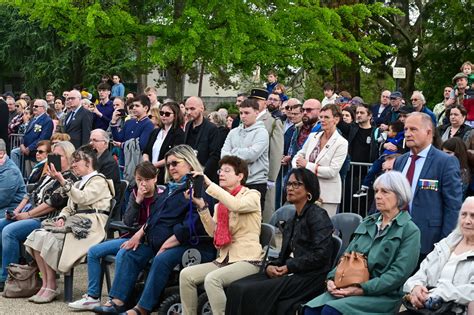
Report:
334,251,369,288
2,262,41,298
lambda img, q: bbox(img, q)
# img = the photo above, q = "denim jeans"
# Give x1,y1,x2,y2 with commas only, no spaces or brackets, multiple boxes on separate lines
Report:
361,156,384,188
304,305,342,315
10,148,22,170
0,218,41,282
110,242,215,311
87,238,128,298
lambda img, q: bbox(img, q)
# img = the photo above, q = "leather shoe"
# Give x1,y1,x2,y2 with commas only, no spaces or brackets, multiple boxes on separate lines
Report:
32,288,59,304
93,300,128,314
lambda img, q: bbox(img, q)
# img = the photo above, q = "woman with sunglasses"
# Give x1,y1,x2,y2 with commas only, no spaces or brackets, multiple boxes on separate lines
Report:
225,168,334,315
143,101,185,184
93,145,215,315
24,145,114,303
27,139,52,184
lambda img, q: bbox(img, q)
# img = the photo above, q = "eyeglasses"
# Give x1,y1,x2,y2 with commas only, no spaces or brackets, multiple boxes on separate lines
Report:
286,180,304,190
390,97,398,100
160,111,173,117
33,105,43,108
66,97,77,101
90,138,106,143
37,150,47,154
285,105,301,111
166,159,184,168
302,107,318,113
410,98,419,101
267,98,280,102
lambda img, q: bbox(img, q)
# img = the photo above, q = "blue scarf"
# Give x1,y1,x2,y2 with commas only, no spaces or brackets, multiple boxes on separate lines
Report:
167,175,188,196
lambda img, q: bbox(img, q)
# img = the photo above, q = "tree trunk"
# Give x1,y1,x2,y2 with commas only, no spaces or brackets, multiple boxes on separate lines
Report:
198,62,205,97
166,62,185,101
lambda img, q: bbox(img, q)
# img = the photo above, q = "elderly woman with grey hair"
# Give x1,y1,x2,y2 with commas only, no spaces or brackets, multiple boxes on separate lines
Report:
303,171,421,315
401,197,474,315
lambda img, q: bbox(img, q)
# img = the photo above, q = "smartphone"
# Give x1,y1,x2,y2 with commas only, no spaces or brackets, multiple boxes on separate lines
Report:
193,175,204,198
117,108,126,117
47,154,62,172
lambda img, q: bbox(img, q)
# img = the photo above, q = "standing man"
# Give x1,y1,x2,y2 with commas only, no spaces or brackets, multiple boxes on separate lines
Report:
144,86,160,109
111,74,125,98
221,98,269,210
266,92,284,120
5,94,17,124
250,88,284,220
231,93,247,129
64,90,93,148
371,90,392,126
381,91,404,130
45,90,55,107
10,99,53,173
340,104,375,163
91,83,114,131
432,86,453,126
184,96,221,183
410,91,436,125
394,112,462,261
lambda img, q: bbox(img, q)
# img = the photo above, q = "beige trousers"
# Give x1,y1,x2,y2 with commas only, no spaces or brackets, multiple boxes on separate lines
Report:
321,202,339,217
179,261,260,315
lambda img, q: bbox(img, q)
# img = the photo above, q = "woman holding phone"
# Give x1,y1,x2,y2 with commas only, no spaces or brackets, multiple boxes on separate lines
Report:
180,155,263,315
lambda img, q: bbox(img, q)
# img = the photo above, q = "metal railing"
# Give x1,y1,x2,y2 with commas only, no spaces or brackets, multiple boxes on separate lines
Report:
8,133,25,177
340,162,373,218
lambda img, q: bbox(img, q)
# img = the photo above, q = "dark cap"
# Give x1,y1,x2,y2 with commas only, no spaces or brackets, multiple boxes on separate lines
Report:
452,72,468,84
249,88,269,101
390,91,402,99
350,96,365,105
398,106,415,114
2,92,14,99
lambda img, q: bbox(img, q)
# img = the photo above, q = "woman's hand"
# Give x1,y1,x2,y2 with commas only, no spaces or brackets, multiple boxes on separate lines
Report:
265,265,281,278
327,280,343,297
112,140,122,148
410,285,429,309
121,234,141,251
49,164,66,186
183,189,206,209
295,155,308,168
54,218,65,227
327,281,364,298
13,212,30,221
157,235,180,255
190,171,212,187
135,185,147,204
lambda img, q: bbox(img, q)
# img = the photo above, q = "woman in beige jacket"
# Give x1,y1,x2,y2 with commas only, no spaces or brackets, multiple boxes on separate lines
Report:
24,145,114,303
292,104,348,217
180,155,263,315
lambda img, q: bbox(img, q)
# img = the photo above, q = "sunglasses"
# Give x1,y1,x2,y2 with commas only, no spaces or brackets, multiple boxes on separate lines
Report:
411,98,419,101
166,159,184,168
37,150,47,154
285,105,301,111
160,111,173,117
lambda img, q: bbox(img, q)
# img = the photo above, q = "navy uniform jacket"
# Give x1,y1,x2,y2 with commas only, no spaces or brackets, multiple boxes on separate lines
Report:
23,113,54,157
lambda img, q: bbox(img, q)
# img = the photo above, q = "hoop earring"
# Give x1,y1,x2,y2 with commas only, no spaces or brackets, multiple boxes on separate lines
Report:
307,193,313,201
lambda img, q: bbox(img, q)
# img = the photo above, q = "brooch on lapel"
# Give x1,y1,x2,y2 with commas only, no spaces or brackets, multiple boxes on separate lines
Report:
33,124,42,133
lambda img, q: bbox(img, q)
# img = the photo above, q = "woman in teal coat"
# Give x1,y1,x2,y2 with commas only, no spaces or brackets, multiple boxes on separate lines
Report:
303,171,421,315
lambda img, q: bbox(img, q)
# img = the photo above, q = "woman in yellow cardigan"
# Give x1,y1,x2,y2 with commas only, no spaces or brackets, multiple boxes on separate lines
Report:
179,155,263,315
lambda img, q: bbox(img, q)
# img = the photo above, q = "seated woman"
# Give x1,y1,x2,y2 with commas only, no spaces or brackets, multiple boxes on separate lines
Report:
24,145,115,304
179,155,263,315
0,141,76,289
27,139,52,184
143,101,185,184
68,161,160,311
438,105,472,143
303,171,421,315
401,197,474,315
225,168,334,315
93,144,215,315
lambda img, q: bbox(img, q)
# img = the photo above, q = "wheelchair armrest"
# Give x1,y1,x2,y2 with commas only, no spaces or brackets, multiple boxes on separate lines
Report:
108,220,140,233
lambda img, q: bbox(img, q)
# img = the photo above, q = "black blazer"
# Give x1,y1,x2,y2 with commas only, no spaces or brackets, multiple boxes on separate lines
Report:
143,127,185,184
98,149,120,196
64,106,93,148
268,203,334,274
184,119,221,183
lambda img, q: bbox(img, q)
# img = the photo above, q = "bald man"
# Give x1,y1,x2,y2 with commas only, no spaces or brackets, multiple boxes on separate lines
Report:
184,96,221,183
64,90,93,148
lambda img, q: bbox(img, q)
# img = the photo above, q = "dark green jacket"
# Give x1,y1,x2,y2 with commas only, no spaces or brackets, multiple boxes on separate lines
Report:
305,211,421,315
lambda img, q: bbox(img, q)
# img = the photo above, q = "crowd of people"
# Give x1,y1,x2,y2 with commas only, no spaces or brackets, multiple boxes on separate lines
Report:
0,63,473,314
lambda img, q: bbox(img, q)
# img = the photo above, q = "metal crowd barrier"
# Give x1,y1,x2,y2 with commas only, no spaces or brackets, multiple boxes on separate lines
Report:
340,161,373,218
8,133,25,177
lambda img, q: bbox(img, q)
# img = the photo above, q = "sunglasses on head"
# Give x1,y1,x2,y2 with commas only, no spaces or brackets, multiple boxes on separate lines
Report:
160,111,173,117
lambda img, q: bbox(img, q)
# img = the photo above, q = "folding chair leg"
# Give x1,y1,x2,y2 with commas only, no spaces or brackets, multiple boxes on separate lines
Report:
64,268,74,302
104,263,112,293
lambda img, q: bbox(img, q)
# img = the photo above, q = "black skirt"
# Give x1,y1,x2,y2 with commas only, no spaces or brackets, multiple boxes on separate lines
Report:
225,270,327,315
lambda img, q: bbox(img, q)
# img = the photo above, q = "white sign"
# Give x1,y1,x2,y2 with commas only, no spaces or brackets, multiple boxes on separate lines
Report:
393,67,406,79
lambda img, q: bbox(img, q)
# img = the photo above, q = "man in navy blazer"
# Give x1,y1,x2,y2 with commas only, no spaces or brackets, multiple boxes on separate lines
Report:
11,99,53,173
393,112,462,258
64,89,93,148
371,90,392,127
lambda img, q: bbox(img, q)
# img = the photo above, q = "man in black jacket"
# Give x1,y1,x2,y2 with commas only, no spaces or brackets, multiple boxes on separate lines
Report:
64,89,93,148
89,129,120,197
184,96,221,183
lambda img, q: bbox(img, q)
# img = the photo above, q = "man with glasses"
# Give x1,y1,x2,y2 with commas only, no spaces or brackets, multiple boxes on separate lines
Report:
183,96,221,183
267,92,284,120
371,90,391,126
64,89,93,148
45,90,55,107
4,93,17,124
381,91,404,130
410,91,436,125
89,129,120,198
91,83,114,131
11,99,53,174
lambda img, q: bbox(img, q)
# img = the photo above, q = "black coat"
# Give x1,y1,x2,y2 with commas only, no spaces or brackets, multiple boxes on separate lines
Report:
98,149,120,197
143,127,185,184
63,106,93,149
184,119,221,183
268,203,334,273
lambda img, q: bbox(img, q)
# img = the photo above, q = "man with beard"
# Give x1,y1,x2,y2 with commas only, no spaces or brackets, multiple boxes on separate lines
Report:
267,92,284,120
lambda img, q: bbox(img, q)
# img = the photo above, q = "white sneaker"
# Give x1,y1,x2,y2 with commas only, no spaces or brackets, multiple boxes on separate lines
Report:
68,294,100,310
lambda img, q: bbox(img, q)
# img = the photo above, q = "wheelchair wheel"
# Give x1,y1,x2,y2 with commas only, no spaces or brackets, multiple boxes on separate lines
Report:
197,292,212,315
157,293,182,315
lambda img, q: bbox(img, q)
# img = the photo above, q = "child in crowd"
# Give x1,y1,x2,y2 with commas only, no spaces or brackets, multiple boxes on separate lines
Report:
450,61,474,99
273,83,288,102
266,70,278,94
354,120,405,197
321,82,339,106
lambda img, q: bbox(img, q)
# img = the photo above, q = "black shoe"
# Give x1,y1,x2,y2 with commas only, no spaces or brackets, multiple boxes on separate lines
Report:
93,300,128,314
353,188,368,198
0,281,4,292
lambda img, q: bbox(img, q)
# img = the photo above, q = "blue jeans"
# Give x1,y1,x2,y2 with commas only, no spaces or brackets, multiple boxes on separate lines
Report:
10,148,22,170
361,156,384,188
87,238,128,298
0,218,41,282
304,305,342,315
110,242,215,311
